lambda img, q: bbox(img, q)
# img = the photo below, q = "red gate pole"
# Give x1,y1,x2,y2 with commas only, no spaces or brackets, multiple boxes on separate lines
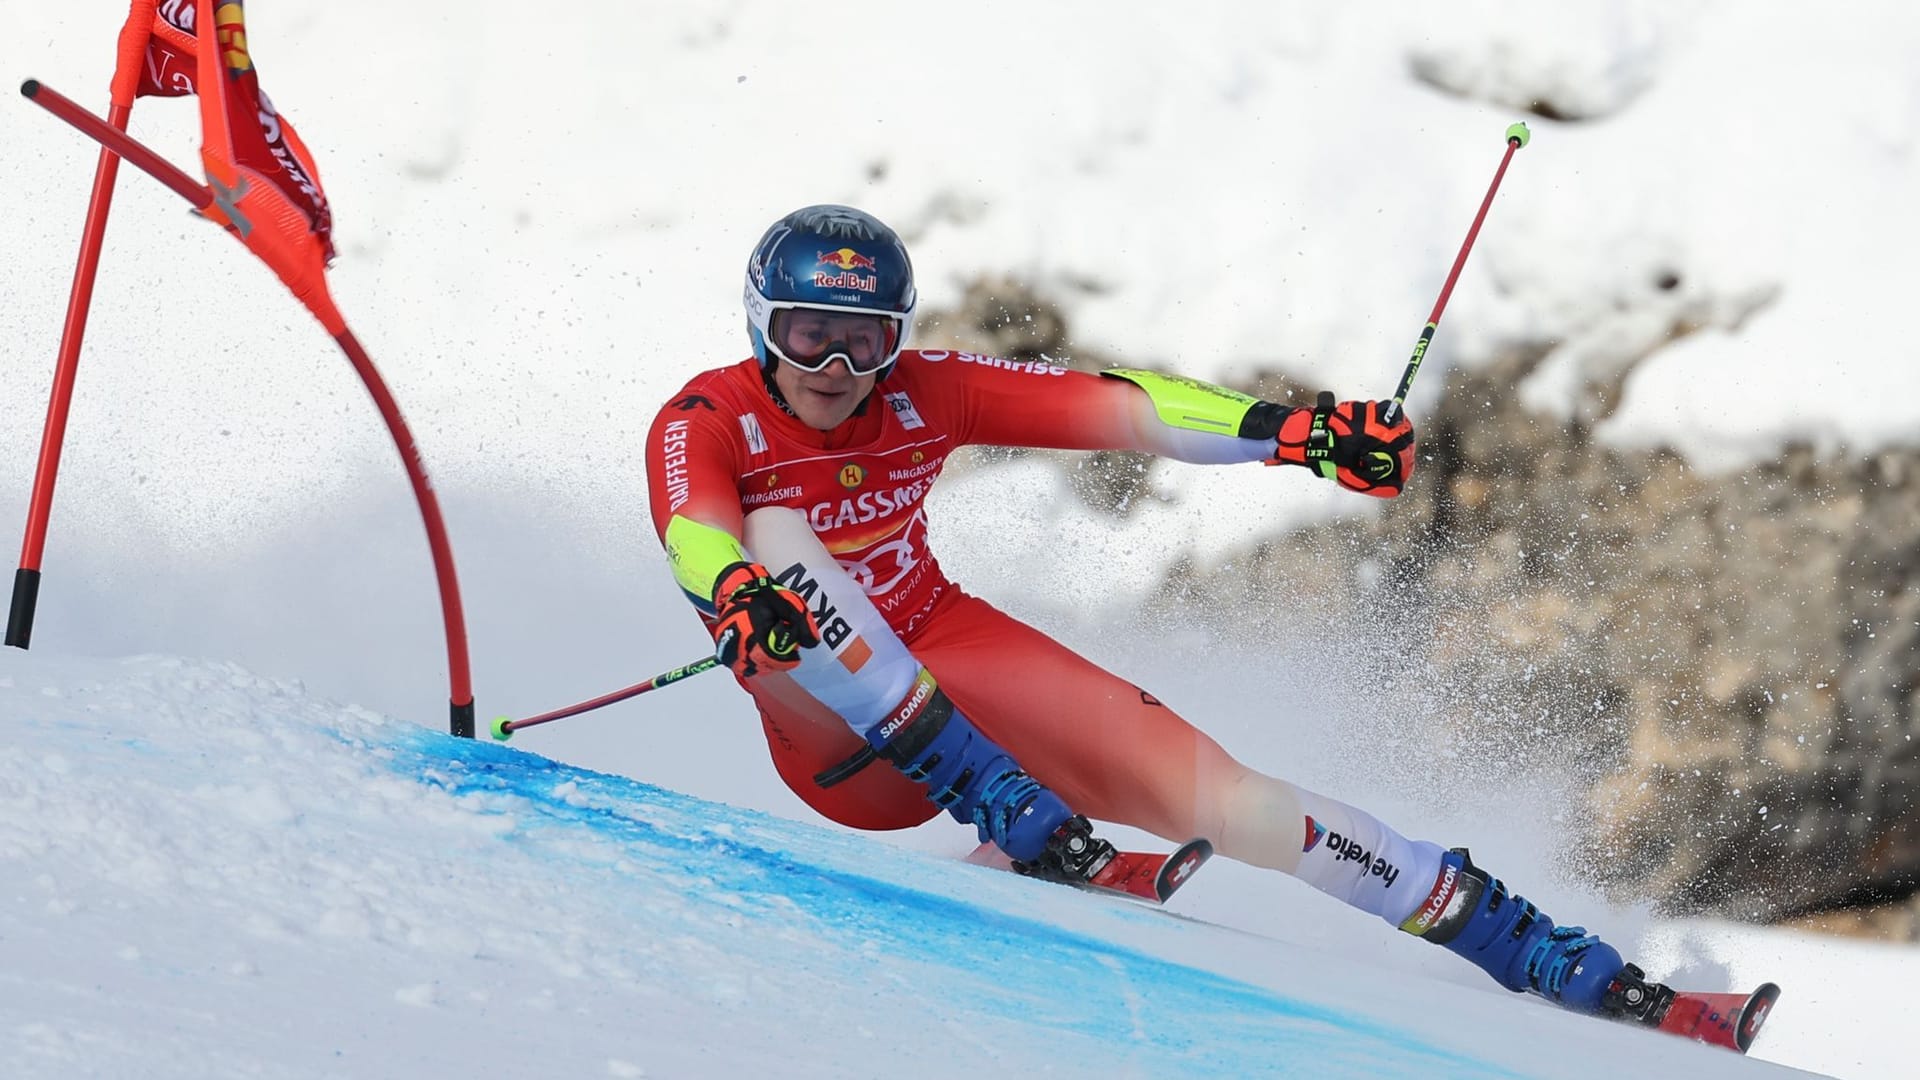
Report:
6,102,135,650
335,328,477,737
18,79,477,738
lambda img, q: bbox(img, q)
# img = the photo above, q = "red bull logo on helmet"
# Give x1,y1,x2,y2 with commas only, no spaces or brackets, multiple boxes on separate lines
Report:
814,247,878,292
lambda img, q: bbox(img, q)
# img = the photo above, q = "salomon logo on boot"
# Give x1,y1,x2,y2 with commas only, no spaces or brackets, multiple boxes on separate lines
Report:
1402,849,1626,1013
868,670,1074,863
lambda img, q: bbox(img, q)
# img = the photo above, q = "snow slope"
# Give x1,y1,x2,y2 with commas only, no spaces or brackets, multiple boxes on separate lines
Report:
0,650,1853,1079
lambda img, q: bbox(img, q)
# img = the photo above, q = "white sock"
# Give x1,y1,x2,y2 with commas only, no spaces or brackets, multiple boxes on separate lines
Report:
1288,789,1446,925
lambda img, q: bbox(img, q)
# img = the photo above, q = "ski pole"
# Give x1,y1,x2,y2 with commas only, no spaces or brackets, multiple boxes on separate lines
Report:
1381,122,1531,426
491,656,719,741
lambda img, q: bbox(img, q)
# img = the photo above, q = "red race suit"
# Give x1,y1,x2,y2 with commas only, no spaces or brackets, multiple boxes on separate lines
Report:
645,351,1271,835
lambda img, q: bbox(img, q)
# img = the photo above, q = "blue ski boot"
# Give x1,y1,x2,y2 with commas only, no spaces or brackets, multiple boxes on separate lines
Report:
868,674,1075,863
1401,848,1626,1013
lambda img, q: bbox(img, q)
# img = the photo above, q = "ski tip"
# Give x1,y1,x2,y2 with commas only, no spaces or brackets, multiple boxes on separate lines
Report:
1736,983,1782,1053
1153,838,1213,902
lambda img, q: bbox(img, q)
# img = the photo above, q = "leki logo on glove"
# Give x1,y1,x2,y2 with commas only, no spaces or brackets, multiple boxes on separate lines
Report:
766,627,798,657
1364,452,1395,479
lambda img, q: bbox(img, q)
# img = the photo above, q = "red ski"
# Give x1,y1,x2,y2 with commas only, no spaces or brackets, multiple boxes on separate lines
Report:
966,837,1213,905
1084,838,1214,904
1604,964,1781,1053
1653,984,1782,1053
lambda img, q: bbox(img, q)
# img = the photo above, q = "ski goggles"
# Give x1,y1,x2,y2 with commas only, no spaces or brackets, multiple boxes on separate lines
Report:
766,306,906,376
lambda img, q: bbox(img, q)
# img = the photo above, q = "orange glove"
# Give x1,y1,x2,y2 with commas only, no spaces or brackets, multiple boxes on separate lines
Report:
1269,393,1416,498
709,562,821,678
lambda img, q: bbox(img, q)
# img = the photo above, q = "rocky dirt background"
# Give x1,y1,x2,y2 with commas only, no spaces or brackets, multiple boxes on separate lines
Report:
922,278,1920,939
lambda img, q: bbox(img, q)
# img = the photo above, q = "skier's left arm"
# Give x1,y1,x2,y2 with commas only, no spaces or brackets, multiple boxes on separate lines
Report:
645,394,822,678
958,365,1416,499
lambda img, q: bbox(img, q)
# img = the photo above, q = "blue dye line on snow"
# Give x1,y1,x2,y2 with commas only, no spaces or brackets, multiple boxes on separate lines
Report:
380,725,1525,1079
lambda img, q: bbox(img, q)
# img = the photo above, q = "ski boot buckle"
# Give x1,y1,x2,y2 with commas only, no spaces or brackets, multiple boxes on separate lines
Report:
1600,963,1676,1026
1013,815,1116,884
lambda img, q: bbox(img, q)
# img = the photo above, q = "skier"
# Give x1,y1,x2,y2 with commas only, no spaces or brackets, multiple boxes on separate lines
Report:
644,204,1644,1017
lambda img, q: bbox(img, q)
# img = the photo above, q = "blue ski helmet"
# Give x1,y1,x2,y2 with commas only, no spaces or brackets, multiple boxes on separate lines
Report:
744,205,916,380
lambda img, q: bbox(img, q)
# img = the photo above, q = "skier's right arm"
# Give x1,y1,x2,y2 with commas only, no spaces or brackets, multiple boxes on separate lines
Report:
950,363,1415,499
1104,371,1415,499
644,400,819,678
